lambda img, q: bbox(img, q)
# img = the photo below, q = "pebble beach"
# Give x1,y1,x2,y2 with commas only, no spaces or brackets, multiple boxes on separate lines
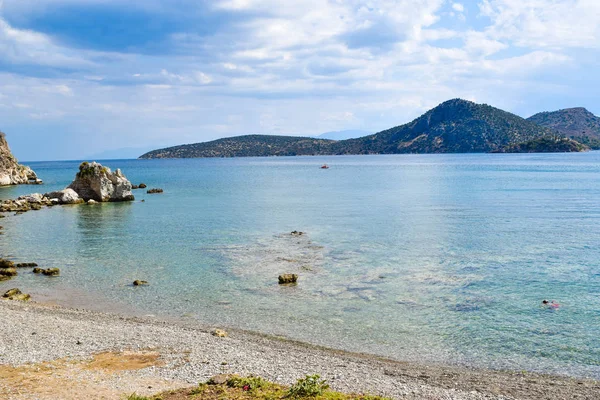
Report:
1,299,598,400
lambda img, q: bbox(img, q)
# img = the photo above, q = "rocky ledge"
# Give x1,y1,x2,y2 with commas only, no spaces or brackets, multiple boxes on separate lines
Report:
1,162,134,214
0,132,42,186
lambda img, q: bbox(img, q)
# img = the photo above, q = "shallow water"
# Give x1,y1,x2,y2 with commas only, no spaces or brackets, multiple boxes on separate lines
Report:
1,153,599,378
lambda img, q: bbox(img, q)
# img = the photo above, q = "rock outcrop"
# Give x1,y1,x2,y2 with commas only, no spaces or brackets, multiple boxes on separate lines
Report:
0,132,41,186
43,189,84,205
67,162,134,202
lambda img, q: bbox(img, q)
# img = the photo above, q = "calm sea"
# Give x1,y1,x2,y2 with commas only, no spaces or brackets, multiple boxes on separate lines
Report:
1,154,599,378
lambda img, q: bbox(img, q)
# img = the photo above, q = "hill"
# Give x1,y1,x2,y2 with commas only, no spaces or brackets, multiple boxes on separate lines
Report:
491,136,589,153
331,99,556,154
140,135,336,158
140,99,579,159
527,107,600,149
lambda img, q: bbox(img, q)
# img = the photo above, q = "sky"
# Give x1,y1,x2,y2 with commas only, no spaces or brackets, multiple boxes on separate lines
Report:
0,0,599,161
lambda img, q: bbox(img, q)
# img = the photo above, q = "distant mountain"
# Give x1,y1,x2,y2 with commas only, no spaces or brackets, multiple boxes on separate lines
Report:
140,99,583,159
492,136,589,153
332,99,558,154
527,107,600,149
140,135,336,158
316,130,370,140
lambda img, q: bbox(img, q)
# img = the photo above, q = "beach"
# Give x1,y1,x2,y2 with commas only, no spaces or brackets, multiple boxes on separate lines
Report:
1,299,598,400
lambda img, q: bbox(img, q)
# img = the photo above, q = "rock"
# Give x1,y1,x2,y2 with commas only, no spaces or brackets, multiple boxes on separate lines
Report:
18,193,44,204
41,268,60,276
0,268,17,277
2,288,31,301
133,280,149,286
291,230,304,236
0,133,40,186
147,188,164,194
16,262,38,268
208,374,233,385
211,329,228,338
44,189,83,205
0,275,12,281
278,274,298,284
87,199,97,205
0,259,15,268
131,185,139,190
66,162,135,202
33,267,43,274
139,183,147,189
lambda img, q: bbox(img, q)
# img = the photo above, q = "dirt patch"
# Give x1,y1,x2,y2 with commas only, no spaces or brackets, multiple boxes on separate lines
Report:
86,351,163,372
0,351,181,400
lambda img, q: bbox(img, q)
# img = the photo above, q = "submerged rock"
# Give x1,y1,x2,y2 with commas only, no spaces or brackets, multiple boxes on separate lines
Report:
147,188,164,194
41,268,60,276
2,288,31,301
32,267,43,274
133,280,149,286
278,274,298,284
0,268,17,277
67,162,134,202
16,262,38,268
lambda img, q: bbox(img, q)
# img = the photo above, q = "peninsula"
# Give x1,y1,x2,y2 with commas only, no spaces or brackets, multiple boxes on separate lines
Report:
140,99,590,159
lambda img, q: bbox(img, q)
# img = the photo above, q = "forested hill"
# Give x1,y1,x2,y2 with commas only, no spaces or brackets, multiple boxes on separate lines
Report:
140,135,336,158
140,99,583,159
527,107,600,149
330,99,555,154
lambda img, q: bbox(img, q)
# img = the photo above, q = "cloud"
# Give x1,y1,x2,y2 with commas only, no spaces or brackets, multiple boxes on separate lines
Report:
0,0,598,160
480,0,600,49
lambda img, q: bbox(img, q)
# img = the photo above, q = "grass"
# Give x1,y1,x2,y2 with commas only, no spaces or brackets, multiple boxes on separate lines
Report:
125,375,392,400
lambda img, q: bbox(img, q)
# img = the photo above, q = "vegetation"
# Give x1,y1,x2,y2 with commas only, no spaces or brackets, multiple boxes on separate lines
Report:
527,107,600,148
125,374,392,400
140,99,569,158
491,136,589,153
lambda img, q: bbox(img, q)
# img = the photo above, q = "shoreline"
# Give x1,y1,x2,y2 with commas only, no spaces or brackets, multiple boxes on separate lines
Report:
1,299,598,400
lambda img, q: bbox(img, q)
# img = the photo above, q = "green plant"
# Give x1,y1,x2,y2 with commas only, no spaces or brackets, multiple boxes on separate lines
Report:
125,394,149,400
189,383,208,396
287,374,329,398
227,375,270,391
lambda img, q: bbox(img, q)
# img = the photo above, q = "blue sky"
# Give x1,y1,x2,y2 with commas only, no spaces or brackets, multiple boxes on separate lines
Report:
0,0,598,161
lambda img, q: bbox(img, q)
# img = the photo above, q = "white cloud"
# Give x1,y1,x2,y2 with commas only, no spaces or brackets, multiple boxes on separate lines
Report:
452,3,464,12
480,0,600,49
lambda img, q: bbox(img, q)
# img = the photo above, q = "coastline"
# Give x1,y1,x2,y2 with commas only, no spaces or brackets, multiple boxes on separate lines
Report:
1,299,598,400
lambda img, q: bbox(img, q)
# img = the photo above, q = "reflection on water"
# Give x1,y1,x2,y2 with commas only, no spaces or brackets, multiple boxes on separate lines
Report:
0,154,599,379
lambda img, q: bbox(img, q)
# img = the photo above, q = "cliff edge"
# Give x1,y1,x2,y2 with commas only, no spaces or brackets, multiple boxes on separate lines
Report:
0,132,40,186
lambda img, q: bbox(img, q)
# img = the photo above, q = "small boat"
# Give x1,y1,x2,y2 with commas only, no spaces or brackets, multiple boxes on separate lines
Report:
320,164,329,169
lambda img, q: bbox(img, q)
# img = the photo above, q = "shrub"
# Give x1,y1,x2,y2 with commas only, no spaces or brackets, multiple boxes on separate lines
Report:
287,374,329,398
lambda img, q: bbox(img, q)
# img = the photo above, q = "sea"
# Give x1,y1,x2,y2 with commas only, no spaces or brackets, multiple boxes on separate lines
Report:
1,153,599,379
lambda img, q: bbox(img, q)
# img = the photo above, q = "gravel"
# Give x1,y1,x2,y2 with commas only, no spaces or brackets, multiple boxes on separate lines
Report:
0,300,598,400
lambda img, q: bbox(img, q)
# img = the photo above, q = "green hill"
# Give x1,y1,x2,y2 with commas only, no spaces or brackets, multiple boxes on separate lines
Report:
492,136,589,153
527,107,600,149
140,135,335,158
140,99,585,159
331,99,555,154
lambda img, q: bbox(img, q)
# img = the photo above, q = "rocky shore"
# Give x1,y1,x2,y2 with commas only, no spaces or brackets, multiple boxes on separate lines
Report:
0,300,598,400
0,132,41,186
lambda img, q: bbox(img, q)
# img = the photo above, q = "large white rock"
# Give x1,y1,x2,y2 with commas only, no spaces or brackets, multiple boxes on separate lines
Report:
67,162,134,202
43,188,83,205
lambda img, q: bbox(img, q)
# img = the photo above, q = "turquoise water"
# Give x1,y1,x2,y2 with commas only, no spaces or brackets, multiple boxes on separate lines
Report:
1,154,599,378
